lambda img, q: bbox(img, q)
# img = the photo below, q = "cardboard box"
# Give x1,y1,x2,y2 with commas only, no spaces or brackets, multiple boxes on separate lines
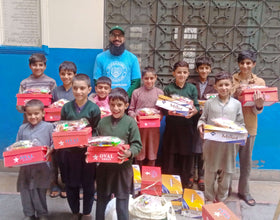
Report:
132,164,142,194
162,174,183,212
3,146,49,167
86,145,129,163
239,87,278,107
141,166,162,196
202,202,239,220
156,99,190,116
182,189,205,217
52,127,92,149
16,94,52,106
204,124,248,145
137,114,160,128
44,107,62,121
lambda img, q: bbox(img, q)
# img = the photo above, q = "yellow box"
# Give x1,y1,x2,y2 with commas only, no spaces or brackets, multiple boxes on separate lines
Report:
132,164,141,184
182,188,205,217
162,174,183,212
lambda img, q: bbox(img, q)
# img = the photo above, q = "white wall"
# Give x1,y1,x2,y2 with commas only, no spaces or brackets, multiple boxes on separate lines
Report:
48,0,104,49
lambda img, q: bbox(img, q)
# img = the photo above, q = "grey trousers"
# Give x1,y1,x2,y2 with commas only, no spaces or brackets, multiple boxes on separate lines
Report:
238,135,256,196
204,169,232,202
20,188,48,217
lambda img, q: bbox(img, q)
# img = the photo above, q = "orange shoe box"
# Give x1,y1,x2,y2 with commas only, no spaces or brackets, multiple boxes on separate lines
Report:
86,144,129,163
16,94,52,106
141,166,162,196
44,107,62,121
202,202,239,220
3,146,49,167
137,115,161,128
52,127,92,149
239,87,278,107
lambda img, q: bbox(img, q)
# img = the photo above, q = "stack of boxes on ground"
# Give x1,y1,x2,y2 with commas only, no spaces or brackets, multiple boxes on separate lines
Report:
131,165,240,219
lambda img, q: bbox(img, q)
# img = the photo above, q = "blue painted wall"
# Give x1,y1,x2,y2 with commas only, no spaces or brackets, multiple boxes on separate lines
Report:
0,47,102,156
0,48,279,169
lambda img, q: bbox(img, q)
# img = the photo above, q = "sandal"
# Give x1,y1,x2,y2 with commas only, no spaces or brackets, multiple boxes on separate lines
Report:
60,191,67,198
198,179,205,191
238,193,256,206
49,186,61,198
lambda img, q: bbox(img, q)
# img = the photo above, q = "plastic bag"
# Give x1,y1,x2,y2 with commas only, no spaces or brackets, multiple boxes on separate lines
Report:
6,140,35,151
53,118,89,132
212,118,242,130
48,98,69,108
129,195,176,220
88,136,125,147
136,108,160,116
23,87,50,94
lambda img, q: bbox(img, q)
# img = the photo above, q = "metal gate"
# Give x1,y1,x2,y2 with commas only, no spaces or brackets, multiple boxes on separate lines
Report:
104,0,280,90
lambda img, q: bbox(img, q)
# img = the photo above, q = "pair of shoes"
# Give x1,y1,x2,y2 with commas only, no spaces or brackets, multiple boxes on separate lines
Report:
238,193,256,206
49,186,61,198
198,179,205,191
186,177,194,188
60,191,67,198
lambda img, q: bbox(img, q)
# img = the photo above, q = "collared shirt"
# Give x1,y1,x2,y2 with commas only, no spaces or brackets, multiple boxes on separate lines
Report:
199,81,208,98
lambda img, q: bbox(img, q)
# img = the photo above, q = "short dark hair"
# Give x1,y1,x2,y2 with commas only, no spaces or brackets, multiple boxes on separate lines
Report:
215,71,232,84
195,56,212,69
24,99,44,111
237,50,257,63
73,74,91,87
59,61,77,73
109,87,129,104
141,66,156,77
173,61,189,71
96,76,112,87
29,53,47,65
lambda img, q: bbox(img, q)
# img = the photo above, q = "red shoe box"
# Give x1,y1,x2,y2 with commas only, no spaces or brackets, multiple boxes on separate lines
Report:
137,115,161,128
202,202,239,220
44,107,62,121
3,146,50,167
86,144,130,163
52,127,92,149
239,87,278,107
141,166,162,196
16,94,52,106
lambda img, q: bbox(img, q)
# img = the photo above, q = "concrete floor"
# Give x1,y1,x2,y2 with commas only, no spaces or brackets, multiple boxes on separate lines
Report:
1,161,280,220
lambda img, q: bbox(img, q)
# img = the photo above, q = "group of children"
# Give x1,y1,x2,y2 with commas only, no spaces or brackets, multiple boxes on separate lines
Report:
14,50,264,219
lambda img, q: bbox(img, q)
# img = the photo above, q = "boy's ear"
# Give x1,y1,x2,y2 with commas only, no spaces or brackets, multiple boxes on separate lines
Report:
88,86,92,94
172,71,176,77
125,103,129,109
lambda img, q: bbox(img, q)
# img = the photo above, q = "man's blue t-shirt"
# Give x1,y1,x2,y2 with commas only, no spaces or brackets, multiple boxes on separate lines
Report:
93,49,141,91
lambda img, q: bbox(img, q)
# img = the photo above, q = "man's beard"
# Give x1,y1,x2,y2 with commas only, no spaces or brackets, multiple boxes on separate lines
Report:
109,42,125,56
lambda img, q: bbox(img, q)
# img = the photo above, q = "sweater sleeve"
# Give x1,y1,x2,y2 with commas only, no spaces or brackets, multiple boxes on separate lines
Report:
128,120,142,158
127,78,141,99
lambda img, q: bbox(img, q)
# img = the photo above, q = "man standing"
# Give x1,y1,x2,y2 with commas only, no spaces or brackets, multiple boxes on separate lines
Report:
93,26,141,98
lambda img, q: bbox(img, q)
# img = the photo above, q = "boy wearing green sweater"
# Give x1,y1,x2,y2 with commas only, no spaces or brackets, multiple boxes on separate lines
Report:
61,74,100,220
95,87,142,220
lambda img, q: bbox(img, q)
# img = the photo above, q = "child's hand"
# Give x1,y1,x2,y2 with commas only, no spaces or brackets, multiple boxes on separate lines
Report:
168,110,185,117
198,124,204,139
45,148,54,160
118,148,132,163
253,90,265,109
185,107,198,119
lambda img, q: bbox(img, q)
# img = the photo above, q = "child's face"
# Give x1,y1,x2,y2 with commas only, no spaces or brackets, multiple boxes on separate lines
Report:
29,61,46,78
25,106,44,126
109,99,129,119
214,79,232,99
95,83,111,99
196,64,211,81
173,67,189,86
238,59,256,75
59,69,76,87
143,72,157,89
72,80,92,103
